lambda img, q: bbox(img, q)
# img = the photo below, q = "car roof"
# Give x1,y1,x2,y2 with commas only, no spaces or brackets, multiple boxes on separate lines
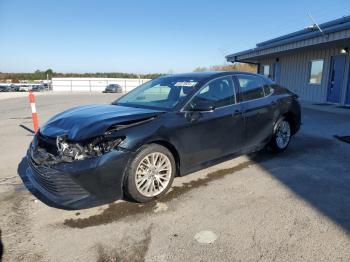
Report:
161,71,263,81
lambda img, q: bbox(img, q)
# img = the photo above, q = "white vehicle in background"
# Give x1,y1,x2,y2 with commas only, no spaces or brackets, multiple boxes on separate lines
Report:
18,85,31,92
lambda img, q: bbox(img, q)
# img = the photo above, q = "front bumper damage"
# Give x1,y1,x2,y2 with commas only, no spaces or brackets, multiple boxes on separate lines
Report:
26,142,132,209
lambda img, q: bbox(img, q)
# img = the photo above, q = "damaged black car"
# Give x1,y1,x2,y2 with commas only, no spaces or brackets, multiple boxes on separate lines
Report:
24,71,301,209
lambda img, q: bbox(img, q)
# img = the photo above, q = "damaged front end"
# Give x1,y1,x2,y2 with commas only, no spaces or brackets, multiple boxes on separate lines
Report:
26,131,131,209
32,115,157,166
31,132,125,166
24,106,160,208
55,134,125,163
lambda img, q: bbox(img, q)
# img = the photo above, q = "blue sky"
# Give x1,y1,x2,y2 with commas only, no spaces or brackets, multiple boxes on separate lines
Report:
1,0,350,74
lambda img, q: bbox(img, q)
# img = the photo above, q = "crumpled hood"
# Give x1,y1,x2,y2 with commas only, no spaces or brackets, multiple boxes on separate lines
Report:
40,104,163,141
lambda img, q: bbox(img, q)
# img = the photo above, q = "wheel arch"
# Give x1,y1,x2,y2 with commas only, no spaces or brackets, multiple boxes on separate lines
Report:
282,111,298,135
147,140,181,177
121,139,181,200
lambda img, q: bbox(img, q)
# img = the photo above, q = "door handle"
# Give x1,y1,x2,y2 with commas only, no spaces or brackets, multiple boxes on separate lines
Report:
271,101,277,106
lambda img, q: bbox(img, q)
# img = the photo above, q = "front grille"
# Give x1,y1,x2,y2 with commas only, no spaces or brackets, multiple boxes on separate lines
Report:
28,158,89,199
37,132,58,156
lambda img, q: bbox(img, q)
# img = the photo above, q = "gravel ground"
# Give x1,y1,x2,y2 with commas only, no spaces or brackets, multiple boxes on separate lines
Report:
0,93,349,262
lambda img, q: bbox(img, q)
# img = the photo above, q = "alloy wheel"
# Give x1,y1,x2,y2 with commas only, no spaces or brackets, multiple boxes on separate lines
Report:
135,152,172,197
275,120,291,149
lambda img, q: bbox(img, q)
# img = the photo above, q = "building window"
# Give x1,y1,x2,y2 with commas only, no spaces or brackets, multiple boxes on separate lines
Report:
262,65,270,77
309,60,324,84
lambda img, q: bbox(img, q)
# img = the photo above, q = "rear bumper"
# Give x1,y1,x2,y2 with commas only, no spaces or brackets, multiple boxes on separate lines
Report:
25,148,132,209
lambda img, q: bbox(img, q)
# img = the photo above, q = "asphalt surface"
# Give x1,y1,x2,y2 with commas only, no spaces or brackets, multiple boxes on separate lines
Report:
0,93,349,262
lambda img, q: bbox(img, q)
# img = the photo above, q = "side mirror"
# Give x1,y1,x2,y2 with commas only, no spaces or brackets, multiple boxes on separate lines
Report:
192,100,216,112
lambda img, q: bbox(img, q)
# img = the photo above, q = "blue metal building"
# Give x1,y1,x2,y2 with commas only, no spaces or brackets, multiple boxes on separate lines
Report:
226,16,350,105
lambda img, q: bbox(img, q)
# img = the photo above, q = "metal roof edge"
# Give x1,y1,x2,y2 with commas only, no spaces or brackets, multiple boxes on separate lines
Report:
226,16,350,62
255,21,350,50
257,15,350,47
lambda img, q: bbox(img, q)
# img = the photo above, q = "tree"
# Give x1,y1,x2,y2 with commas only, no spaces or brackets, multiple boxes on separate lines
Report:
193,67,207,72
193,63,257,73
0,70,163,81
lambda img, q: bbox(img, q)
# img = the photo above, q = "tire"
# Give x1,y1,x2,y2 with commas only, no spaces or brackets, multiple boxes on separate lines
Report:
269,117,292,153
124,144,176,203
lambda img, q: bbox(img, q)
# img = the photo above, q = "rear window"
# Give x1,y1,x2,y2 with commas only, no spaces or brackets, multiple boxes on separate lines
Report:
236,75,265,102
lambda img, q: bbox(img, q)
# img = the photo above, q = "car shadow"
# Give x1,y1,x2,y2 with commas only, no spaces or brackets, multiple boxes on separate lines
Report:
250,133,350,233
0,229,3,261
19,124,35,134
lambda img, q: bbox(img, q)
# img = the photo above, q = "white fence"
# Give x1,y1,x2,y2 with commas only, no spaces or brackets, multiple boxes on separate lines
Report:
52,77,151,92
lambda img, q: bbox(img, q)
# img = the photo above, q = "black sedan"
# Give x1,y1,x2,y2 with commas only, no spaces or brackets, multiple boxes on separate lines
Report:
32,84,45,92
24,72,301,209
0,85,10,92
103,84,123,93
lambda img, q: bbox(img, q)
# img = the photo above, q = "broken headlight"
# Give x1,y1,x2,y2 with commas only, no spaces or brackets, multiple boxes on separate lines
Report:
56,135,124,162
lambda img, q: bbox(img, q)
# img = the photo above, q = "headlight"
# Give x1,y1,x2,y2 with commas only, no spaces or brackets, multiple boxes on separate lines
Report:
56,135,124,162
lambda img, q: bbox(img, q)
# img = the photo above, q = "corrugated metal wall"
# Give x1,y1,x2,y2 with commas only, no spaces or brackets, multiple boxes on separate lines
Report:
259,47,350,104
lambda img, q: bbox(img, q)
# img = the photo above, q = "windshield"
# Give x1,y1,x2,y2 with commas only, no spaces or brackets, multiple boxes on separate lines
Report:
113,76,200,110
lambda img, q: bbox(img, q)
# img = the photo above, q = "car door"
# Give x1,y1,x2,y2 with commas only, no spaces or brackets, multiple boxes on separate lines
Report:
234,74,275,150
173,76,244,169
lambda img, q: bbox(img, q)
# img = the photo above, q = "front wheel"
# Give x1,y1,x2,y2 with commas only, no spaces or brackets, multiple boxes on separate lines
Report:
124,144,176,203
269,118,292,153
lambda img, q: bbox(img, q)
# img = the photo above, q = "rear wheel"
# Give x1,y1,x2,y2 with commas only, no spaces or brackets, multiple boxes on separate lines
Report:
124,144,175,203
269,118,291,153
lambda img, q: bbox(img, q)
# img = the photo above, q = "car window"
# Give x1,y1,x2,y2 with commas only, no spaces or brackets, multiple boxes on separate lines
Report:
115,76,199,110
188,76,235,109
263,84,272,96
236,75,265,102
142,85,171,101
259,77,274,96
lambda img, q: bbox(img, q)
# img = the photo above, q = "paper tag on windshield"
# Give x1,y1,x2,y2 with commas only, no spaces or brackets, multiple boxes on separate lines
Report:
174,82,197,87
